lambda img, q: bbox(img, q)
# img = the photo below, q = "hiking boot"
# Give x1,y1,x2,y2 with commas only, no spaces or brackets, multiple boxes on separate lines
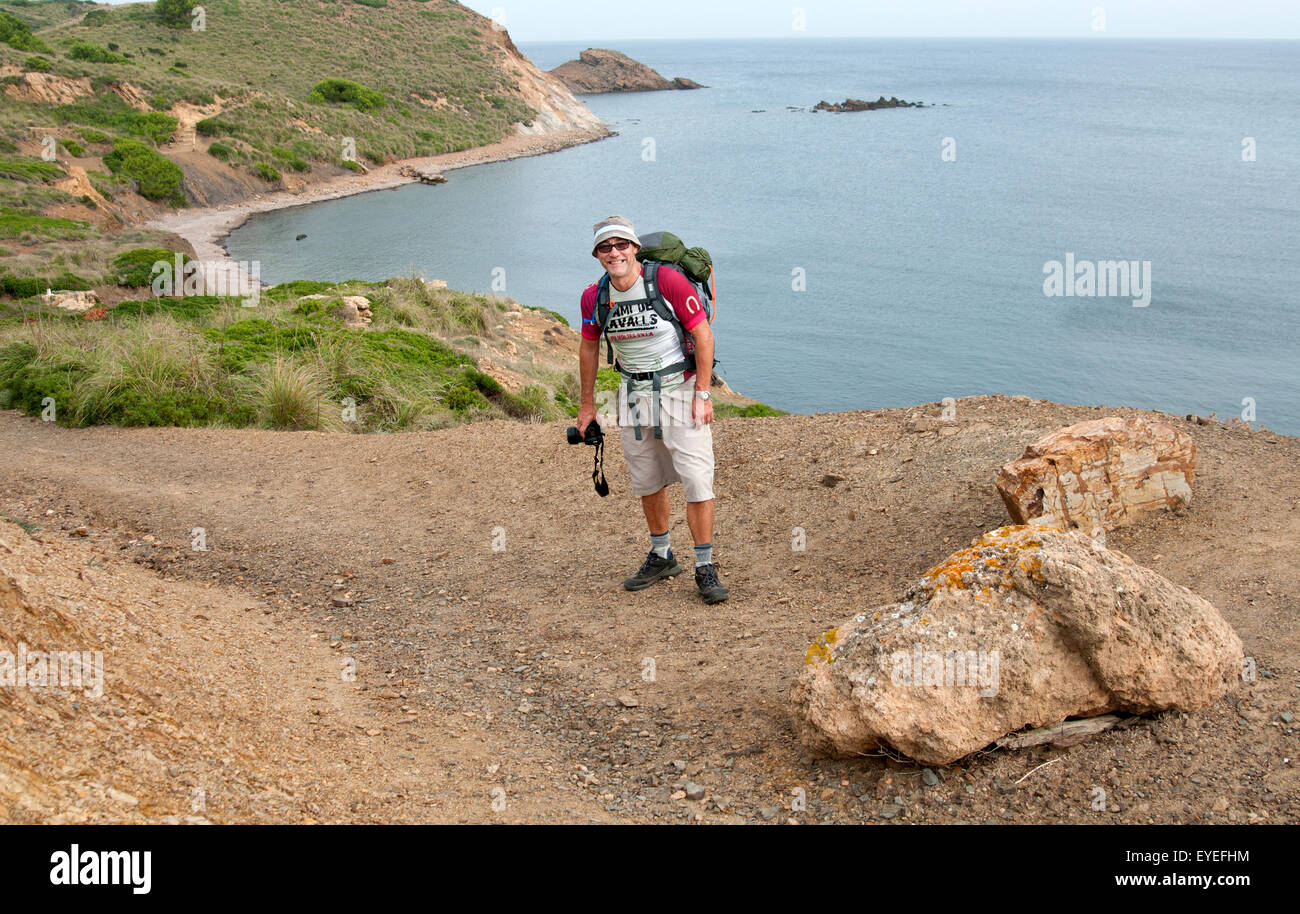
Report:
694,563,729,604
624,550,682,591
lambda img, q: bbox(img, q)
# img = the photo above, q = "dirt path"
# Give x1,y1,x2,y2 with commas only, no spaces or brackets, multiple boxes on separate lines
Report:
1,397,1297,824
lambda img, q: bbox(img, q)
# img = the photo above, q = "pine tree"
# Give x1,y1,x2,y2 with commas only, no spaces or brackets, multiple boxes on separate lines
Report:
154,0,197,30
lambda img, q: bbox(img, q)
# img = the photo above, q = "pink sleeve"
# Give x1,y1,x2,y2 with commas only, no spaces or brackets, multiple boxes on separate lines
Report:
656,267,706,331
580,284,601,340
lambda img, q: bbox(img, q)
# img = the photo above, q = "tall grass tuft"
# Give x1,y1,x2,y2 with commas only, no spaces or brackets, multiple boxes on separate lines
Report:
253,358,331,430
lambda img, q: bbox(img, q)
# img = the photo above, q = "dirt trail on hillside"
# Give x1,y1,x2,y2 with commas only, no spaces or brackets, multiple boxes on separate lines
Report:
1,397,1297,824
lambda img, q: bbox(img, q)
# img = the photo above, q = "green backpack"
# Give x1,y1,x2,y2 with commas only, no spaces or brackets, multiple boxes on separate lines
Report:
593,231,717,440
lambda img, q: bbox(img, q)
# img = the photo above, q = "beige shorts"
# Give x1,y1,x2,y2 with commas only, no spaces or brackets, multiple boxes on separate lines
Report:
618,390,715,502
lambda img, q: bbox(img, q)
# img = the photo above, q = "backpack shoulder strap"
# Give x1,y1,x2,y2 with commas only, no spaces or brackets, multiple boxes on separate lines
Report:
594,274,616,365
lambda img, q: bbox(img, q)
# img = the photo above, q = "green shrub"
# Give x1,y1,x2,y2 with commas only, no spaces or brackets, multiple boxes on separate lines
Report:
309,78,386,112
264,280,338,301
353,0,387,7
714,401,787,418
103,139,186,205
82,9,109,25
195,117,238,138
112,295,221,320
341,159,362,173
0,342,88,419
128,112,180,145
205,319,321,372
54,96,177,145
500,384,550,420
77,128,111,144
52,271,92,291
0,138,16,154
271,148,310,172
61,140,85,157
250,162,281,182
154,0,196,29
207,141,234,161
111,248,189,287
68,42,129,64
23,55,50,72
0,10,51,54
1,274,48,298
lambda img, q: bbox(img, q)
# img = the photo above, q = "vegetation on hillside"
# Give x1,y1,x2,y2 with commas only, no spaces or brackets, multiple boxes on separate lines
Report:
0,277,578,431
0,0,546,323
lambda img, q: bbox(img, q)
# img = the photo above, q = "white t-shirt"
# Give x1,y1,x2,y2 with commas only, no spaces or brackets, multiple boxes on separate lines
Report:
604,276,689,393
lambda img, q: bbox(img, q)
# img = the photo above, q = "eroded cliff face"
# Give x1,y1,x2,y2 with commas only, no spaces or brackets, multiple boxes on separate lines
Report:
483,27,610,135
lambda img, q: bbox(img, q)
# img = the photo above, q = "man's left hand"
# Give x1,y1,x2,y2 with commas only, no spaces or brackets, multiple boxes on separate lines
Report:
692,394,714,428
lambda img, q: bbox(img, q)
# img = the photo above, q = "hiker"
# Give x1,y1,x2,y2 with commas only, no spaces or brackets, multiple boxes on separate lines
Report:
575,216,729,605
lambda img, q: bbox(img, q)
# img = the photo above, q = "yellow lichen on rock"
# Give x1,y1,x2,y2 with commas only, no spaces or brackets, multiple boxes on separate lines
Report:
918,525,1054,595
803,626,841,666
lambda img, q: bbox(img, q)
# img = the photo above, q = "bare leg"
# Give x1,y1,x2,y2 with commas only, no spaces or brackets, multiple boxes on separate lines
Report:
641,487,670,535
685,499,715,551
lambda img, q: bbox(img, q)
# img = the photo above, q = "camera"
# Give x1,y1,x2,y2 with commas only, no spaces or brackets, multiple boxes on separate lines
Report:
567,420,609,497
566,420,604,446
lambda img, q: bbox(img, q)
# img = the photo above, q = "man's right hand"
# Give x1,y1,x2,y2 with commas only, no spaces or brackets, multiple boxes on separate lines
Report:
577,403,598,437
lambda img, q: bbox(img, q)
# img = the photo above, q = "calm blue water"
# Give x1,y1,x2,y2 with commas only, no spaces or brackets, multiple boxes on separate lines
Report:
226,39,1300,433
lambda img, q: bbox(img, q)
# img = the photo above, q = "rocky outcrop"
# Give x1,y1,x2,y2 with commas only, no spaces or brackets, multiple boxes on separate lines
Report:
397,165,447,185
44,290,100,313
791,526,1242,765
550,49,703,94
996,417,1196,533
0,70,93,106
814,96,923,112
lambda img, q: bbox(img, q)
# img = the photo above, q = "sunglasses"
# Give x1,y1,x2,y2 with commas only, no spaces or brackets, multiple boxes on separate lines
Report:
595,240,634,255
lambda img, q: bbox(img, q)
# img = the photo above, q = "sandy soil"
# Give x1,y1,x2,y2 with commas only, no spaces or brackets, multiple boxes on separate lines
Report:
1,397,1295,824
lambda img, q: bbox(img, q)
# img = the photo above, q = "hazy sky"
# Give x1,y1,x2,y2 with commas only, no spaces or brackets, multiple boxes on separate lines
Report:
459,0,1299,41
87,1,1299,40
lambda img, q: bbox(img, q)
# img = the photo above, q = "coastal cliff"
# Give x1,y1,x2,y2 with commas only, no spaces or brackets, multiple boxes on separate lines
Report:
0,0,610,284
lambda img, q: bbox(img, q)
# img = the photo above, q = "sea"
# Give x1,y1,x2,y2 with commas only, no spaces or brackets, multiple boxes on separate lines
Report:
224,39,1300,433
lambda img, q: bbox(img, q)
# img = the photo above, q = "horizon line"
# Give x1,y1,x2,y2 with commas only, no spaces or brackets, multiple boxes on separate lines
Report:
519,35,1300,43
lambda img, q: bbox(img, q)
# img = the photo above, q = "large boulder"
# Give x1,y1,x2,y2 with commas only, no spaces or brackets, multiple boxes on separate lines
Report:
996,416,1196,532
791,525,1242,765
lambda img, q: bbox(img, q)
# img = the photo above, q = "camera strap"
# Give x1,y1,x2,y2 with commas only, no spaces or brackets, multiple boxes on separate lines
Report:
592,436,609,497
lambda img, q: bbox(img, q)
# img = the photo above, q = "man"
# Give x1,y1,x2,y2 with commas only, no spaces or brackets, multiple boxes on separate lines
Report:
575,216,729,604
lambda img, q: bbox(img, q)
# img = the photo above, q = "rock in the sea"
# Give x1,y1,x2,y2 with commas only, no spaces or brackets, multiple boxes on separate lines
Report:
551,49,703,94
814,96,922,112
398,164,447,185
790,525,1242,765
996,416,1196,532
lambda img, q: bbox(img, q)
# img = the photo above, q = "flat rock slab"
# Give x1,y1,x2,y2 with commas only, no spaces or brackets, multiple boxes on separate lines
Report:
791,525,1242,766
996,416,1196,532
